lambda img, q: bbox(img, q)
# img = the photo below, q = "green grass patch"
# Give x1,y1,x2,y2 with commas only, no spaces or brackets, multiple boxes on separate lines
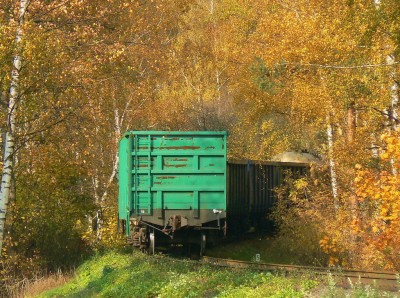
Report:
206,236,298,264
36,249,399,298
37,249,318,298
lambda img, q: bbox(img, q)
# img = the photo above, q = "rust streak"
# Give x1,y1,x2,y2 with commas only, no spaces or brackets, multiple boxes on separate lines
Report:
164,164,187,168
158,176,176,179
159,146,200,150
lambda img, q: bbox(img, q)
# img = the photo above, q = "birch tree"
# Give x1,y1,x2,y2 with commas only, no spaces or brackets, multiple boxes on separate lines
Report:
0,0,29,257
374,0,399,177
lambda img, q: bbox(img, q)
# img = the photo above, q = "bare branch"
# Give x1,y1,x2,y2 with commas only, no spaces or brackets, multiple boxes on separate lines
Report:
287,62,400,69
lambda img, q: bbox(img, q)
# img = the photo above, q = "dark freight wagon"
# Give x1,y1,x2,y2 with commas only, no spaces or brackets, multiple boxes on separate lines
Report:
118,131,227,255
227,161,308,235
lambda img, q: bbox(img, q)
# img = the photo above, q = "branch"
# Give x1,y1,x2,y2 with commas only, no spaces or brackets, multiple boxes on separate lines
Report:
19,110,73,139
372,107,399,124
365,145,381,151
32,0,73,20
287,62,400,69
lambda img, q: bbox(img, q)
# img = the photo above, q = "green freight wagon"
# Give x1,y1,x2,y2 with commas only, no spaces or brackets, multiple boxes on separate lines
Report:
118,131,227,255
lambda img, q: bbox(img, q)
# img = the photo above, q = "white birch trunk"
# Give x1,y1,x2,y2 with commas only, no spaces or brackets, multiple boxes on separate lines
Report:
89,172,99,235
102,108,121,201
95,108,121,241
90,92,126,241
375,0,398,175
321,75,339,210
209,0,214,14
386,55,399,130
371,132,379,157
387,54,398,175
0,0,28,256
326,113,339,209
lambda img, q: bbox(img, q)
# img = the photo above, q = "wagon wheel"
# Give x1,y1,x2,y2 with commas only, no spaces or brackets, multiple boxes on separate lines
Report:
200,232,206,257
147,230,155,255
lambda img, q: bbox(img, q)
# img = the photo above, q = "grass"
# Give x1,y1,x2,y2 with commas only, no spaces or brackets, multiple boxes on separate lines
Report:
206,236,281,263
31,249,399,298
6,270,72,298
34,249,318,298
206,236,306,264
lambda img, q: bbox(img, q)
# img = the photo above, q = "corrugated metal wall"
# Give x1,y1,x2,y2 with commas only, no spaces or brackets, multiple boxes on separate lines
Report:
227,161,308,234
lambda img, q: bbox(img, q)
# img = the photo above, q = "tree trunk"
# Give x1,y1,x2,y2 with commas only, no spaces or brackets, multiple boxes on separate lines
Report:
95,108,121,241
388,55,398,175
347,101,356,143
375,0,398,175
326,112,339,209
0,0,28,256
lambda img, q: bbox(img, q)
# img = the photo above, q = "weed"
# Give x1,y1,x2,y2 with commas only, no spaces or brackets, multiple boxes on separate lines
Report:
34,250,398,298
6,269,71,298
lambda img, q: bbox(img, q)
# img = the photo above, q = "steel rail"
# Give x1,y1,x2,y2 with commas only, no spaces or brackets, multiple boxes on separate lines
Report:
202,256,399,291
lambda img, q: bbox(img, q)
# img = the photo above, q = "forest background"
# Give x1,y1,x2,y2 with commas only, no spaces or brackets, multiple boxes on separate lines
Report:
0,0,399,291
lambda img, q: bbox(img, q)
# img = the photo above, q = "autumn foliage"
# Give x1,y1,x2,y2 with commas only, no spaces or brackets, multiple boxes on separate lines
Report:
353,131,400,270
0,0,400,293
273,130,400,270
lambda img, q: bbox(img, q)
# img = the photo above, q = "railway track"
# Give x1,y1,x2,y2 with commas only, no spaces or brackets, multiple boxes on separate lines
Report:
202,256,399,292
